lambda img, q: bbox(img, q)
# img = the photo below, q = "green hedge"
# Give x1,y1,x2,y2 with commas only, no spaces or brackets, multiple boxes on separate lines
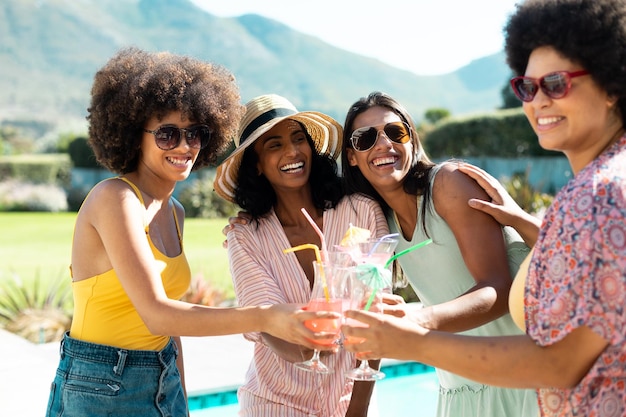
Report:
423,108,561,159
0,154,72,187
68,137,100,168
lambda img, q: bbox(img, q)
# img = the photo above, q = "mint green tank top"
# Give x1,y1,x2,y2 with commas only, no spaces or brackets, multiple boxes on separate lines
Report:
387,164,530,389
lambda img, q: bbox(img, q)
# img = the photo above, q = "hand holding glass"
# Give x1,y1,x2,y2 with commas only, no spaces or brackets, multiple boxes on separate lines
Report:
296,260,348,373
344,237,398,381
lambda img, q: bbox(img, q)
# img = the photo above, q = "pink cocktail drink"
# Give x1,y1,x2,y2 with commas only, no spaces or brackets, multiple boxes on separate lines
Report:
343,292,385,345
305,298,342,345
343,317,367,344
341,299,366,344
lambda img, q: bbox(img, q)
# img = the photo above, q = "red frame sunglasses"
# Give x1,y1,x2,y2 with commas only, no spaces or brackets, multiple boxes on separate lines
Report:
510,70,590,102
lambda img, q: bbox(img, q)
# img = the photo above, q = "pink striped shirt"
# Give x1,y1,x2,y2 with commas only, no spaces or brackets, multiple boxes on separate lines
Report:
227,193,388,417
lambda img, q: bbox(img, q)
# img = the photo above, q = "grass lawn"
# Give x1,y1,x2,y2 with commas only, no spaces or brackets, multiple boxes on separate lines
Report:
0,212,235,298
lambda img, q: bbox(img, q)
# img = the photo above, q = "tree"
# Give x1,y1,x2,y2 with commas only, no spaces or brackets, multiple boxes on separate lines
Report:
500,77,522,109
68,137,100,168
423,108,451,125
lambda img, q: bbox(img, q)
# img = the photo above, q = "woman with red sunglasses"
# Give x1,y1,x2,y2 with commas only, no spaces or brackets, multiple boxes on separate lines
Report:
45,48,338,417
343,0,626,416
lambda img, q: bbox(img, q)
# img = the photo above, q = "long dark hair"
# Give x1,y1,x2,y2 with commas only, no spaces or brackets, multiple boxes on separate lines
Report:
341,92,436,232
234,126,343,221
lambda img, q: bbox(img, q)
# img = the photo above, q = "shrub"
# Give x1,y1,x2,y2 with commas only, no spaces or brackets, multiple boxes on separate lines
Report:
394,284,420,304
502,170,554,217
0,271,73,344
66,186,90,212
181,274,232,307
424,108,561,159
177,176,239,219
0,179,68,212
68,137,100,168
0,153,72,187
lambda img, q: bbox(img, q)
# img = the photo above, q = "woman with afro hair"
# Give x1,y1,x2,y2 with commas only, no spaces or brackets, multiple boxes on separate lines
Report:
45,47,338,417
343,1,626,416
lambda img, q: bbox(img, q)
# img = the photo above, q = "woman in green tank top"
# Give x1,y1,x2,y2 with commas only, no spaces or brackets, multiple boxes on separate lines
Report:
339,91,538,417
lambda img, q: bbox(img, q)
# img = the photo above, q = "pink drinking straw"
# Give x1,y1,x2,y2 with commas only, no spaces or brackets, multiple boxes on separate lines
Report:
300,208,328,262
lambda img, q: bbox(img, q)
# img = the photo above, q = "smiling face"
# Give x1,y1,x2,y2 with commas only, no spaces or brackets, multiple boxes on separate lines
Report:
346,106,413,194
522,46,621,173
254,119,313,194
140,110,200,182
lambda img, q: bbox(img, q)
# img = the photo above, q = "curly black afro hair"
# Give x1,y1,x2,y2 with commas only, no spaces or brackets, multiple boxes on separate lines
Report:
504,0,626,124
87,47,244,174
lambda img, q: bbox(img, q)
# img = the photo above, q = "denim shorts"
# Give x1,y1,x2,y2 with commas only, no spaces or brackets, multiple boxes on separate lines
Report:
46,333,188,417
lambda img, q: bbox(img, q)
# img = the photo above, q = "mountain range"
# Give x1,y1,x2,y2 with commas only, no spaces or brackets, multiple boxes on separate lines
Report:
0,0,513,138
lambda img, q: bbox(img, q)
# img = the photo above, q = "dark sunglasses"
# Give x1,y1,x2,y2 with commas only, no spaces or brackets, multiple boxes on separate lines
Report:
349,121,412,152
143,125,211,150
510,70,589,102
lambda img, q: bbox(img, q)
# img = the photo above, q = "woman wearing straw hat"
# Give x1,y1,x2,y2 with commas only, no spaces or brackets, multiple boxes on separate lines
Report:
214,94,390,417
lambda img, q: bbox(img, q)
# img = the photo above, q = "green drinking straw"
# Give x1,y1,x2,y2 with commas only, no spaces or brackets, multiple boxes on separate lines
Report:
362,238,433,311
384,238,433,268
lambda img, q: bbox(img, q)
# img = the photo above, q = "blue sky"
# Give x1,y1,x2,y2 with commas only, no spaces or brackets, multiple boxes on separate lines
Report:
190,0,520,75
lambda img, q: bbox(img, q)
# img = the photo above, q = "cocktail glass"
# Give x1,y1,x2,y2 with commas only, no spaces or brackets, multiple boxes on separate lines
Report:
296,259,350,373
344,237,398,381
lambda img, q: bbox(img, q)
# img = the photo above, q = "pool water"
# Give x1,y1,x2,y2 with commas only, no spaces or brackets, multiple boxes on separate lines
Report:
189,362,439,417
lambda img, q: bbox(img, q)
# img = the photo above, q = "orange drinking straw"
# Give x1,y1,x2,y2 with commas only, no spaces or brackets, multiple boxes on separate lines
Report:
283,243,330,302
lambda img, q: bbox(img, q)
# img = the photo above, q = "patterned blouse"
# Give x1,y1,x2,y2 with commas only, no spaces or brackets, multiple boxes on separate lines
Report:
526,135,626,416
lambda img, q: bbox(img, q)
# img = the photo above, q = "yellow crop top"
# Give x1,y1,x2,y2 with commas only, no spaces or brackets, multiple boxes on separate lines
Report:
508,247,534,333
69,177,191,350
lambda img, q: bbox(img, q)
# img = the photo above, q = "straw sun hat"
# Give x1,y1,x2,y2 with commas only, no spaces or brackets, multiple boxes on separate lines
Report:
214,94,343,203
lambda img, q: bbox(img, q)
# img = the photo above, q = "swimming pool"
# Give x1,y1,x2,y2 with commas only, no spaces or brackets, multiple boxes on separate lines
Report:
189,361,439,417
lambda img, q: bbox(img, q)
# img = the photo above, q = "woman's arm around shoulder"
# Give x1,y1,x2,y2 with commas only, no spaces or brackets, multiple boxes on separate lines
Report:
457,163,540,247
425,163,515,331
